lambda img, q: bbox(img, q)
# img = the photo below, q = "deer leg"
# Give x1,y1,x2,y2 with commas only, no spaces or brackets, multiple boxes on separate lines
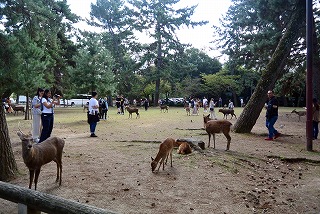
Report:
29,169,35,189
59,162,62,186
170,151,173,167
55,161,60,182
34,168,41,190
213,134,216,149
224,132,231,151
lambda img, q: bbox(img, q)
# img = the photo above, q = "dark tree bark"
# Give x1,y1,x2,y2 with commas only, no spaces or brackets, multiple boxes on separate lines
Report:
0,102,18,181
233,0,306,133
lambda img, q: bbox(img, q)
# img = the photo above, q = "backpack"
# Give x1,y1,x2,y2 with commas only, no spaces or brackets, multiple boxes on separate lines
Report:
101,100,106,109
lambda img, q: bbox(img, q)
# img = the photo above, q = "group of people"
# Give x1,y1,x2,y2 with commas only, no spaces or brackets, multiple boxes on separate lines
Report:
2,97,14,113
31,88,60,143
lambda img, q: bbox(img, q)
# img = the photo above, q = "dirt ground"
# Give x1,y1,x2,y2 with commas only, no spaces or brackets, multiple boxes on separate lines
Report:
1,106,320,214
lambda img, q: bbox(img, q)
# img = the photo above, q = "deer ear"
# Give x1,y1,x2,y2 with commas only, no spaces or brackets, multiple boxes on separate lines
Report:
151,157,154,161
17,131,24,140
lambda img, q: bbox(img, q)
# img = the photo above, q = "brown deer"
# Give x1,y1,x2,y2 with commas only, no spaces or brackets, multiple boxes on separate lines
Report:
291,109,306,121
185,106,191,116
17,131,65,190
11,103,25,115
151,138,174,172
218,108,237,119
160,105,169,113
177,142,192,155
204,117,232,150
125,106,140,119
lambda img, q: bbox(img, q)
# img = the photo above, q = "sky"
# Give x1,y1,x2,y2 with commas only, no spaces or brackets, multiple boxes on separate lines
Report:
66,0,232,61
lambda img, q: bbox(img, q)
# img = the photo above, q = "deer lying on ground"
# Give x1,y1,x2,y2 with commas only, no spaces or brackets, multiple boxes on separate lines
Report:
291,109,306,121
218,108,237,119
125,106,140,119
203,114,232,150
151,138,174,172
177,142,192,155
160,105,169,113
17,131,65,190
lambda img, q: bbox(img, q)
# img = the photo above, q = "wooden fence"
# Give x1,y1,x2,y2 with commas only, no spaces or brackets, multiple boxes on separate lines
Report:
0,181,116,214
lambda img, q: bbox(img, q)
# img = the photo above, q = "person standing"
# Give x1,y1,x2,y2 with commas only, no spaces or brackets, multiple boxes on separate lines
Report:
265,90,280,141
228,99,234,109
88,91,99,137
31,88,44,142
218,97,222,107
203,97,208,112
144,98,149,111
120,95,125,115
115,95,121,114
312,98,320,140
209,98,217,120
39,89,60,143
240,98,244,107
101,97,108,120
88,92,100,137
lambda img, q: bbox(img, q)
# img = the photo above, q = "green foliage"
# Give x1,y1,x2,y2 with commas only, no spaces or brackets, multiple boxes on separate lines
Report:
68,32,116,96
201,70,240,98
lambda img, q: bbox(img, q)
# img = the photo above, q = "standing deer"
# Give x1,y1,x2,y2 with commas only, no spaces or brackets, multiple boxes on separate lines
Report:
17,131,65,190
203,115,232,150
151,138,174,172
291,109,306,121
160,105,169,113
125,106,140,119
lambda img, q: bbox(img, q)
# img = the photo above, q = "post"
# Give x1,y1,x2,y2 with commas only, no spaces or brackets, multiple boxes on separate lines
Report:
0,181,116,214
306,0,313,151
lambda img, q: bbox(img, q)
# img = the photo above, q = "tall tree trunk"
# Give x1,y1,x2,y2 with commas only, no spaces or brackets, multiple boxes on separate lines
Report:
154,24,162,107
0,102,18,181
233,0,305,133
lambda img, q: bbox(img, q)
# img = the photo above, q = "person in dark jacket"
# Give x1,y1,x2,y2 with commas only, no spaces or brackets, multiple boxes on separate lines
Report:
265,90,281,141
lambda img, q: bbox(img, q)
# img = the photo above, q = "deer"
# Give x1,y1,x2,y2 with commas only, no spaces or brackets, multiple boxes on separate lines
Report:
151,138,174,172
177,142,192,155
125,106,140,119
203,114,232,150
185,106,191,116
218,108,237,119
17,131,65,190
160,105,169,113
291,109,306,121
11,103,25,115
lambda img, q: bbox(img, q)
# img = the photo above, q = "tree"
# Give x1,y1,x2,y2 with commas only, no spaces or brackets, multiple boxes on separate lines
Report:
233,0,306,133
128,0,207,106
89,0,141,96
0,0,78,181
69,32,116,95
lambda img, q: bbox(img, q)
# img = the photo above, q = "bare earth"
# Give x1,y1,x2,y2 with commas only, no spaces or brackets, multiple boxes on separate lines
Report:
1,106,320,214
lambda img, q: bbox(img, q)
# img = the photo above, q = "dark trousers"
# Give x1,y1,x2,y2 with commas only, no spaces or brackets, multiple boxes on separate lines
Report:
313,121,319,139
266,116,278,138
39,113,54,143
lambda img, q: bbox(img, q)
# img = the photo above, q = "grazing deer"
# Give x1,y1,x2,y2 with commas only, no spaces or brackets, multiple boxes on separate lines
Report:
218,108,237,119
291,109,306,121
151,138,174,172
125,106,140,119
204,118,232,150
17,131,65,190
160,105,169,113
